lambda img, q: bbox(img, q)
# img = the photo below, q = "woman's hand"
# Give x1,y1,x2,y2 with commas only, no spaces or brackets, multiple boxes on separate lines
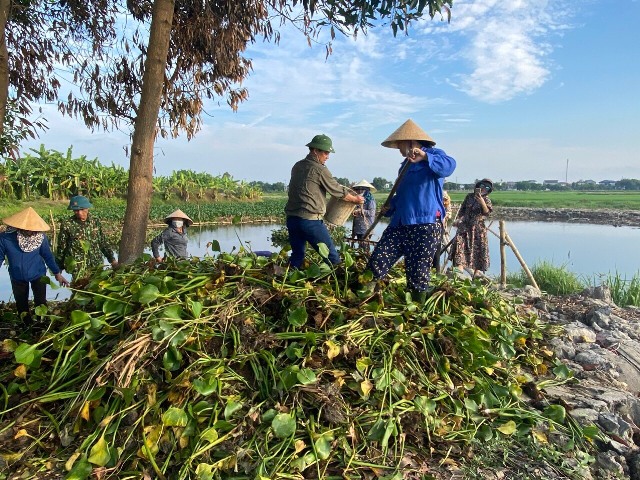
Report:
406,147,426,163
55,272,70,287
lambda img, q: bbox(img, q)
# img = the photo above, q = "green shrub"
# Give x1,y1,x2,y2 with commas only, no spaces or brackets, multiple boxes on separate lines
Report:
509,262,585,295
599,271,640,307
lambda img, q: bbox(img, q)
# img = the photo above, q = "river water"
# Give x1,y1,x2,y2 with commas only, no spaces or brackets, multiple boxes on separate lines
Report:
1,221,638,303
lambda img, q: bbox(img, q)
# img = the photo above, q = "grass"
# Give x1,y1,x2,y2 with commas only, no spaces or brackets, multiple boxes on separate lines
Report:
506,262,640,307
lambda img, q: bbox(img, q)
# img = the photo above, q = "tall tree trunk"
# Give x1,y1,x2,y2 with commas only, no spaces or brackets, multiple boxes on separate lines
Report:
0,0,11,140
119,0,175,264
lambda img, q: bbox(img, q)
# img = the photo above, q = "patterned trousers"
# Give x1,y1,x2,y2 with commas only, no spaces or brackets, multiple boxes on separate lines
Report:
367,223,442,292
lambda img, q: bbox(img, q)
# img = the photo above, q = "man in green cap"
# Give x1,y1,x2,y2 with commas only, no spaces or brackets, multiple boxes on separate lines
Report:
56,195,118,279
284,134,363,268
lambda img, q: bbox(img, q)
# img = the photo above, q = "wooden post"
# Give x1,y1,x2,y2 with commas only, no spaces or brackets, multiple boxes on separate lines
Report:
487,225,539,291
499,220,507,287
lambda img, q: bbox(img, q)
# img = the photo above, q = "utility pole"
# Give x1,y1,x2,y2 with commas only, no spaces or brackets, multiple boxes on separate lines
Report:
565,159,569,184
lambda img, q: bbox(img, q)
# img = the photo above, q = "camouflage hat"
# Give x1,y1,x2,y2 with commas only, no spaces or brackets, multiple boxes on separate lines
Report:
306,134,335,153
68,195,93,210
165,209,194,226
3,207,50,232
381,119,436,148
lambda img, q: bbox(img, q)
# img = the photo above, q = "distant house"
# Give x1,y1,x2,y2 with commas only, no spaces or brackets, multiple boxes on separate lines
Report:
384,183,392,189
575,179,597,186
599,180,617,187
543,180,559,185
504,182,516,190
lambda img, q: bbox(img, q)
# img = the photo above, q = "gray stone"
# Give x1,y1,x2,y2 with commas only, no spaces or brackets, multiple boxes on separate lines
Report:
569,408,600,423
595,451,625,476
564,322,597,343
588,310,611,329
598,412,633,442
575,349,609,368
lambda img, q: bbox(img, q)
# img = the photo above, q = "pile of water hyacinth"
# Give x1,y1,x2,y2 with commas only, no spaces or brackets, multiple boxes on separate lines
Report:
0,245,599,479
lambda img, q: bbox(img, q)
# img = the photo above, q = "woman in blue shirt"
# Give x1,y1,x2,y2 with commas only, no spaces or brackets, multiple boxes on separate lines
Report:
367,119,456,299
0,207,69,326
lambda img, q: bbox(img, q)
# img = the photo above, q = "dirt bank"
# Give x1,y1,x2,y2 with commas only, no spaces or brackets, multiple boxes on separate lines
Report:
494,207,640,228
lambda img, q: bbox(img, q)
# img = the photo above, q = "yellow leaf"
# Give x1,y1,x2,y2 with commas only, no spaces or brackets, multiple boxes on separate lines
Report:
325,340,341,360
65,452,81,471
14,364,27,379
360,379,373,398
532,429,548,444
14,429,29,439
497,420,517,435
80,401,91,421
294,439,306,453
179,435,189,449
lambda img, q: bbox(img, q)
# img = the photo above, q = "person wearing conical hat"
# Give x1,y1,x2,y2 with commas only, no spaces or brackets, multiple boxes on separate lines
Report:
55,195,117,279
451,178,493,278
0,207,69,327
151,209,193,262
367,119,456,300
284,134,364,268
351,180,377,240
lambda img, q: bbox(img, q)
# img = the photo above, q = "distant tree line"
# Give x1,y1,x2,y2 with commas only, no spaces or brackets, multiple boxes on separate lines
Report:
444,179,640,191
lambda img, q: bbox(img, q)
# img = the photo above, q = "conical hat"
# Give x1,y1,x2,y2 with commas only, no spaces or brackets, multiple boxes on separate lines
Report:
3,207,50,232
164,209,193,226
381,119,436,148
352,179,377,193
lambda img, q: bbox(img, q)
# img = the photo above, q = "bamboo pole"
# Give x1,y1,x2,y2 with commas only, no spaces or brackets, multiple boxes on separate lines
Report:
49,209,57,251
499,220,507,287
487,224,539,291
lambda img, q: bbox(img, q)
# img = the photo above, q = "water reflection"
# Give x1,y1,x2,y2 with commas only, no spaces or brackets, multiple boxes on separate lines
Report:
0,221,638,303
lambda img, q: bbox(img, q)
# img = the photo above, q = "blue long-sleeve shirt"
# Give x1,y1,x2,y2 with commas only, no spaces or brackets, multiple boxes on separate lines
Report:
0,231,61,282
386,147,456,227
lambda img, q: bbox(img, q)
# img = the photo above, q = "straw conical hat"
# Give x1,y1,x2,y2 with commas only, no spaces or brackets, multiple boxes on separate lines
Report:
352,179,377,193
381,119,436,148
3,207,50,232
165,209,193,226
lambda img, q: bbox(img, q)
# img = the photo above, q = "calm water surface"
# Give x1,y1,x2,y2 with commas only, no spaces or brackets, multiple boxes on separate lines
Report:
1,221,638,303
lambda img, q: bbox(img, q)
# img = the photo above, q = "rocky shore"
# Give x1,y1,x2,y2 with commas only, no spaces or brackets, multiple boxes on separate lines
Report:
494,207,640,228
504,285,640,479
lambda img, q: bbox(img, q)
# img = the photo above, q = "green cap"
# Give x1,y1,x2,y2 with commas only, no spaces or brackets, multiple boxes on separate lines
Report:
68,195,93,210
306,134,335,153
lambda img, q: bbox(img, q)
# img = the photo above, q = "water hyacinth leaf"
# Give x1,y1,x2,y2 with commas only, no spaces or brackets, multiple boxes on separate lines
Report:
477,424,493,441
196,463,214,480
71,310,91,325
14,343,43,367
159,305,183,320
343,251,354,268
464,398,478,413
163,346,182,371
208,240,221,252
325,340,341,360
66,454,92,479
314,433,334,460
163,407,189,427
582,424,600,439
232,215,242,225
543,404,566,424
288,306,308,327
367,418,386,442
296,368,317,385
224,400,243,419
136,284,160,304
34,304,48,315
360,379,373,398
317,242,330,259
87,436,111,466
193,376,217,396
356,357,372,374
261,409,277,423
200,427,219,444
497,420,517,436
532,429,548,444
271,413,296,438
189,300,203,319
553,362,573,380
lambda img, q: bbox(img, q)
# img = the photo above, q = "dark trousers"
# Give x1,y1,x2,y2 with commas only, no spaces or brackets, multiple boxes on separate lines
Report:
11,278,47,324
286,216,341,268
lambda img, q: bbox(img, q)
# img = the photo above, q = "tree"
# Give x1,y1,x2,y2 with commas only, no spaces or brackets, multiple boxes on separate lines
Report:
2,0,453,263
372,176,392,191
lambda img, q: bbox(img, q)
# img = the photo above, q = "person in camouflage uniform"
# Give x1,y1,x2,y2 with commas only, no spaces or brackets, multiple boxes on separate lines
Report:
56,195,118,278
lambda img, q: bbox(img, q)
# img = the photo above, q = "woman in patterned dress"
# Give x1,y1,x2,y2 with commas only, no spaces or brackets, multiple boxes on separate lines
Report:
451,179,493,278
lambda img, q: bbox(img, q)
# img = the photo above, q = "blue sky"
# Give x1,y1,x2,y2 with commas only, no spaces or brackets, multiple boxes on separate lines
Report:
24,0,640,185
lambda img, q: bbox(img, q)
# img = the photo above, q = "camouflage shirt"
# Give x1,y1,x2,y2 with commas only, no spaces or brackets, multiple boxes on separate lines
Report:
56,214,115,275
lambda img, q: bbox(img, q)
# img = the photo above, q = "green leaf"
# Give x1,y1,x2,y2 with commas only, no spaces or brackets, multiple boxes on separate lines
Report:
159,305,183,320
271,413,296,438
288,306,308,327
543,404,566,424
71,310,91,325
163,346,182,371
14,343,43,367
162,407,188,427
497,420,517,435
317,242,330,259
193,376,217,396
199,427,219,444
343,251,354,268
314,433,334,460
137,284,160,304
189,300,203,319
87,436,111,466
296,368,317,385
196,463,214,480
232,215,242,225
553,363,573,380
65,454,92,480
209,240,221,252
224,400,243,419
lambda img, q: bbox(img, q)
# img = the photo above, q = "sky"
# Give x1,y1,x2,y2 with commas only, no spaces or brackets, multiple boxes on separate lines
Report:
23,0,640,185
